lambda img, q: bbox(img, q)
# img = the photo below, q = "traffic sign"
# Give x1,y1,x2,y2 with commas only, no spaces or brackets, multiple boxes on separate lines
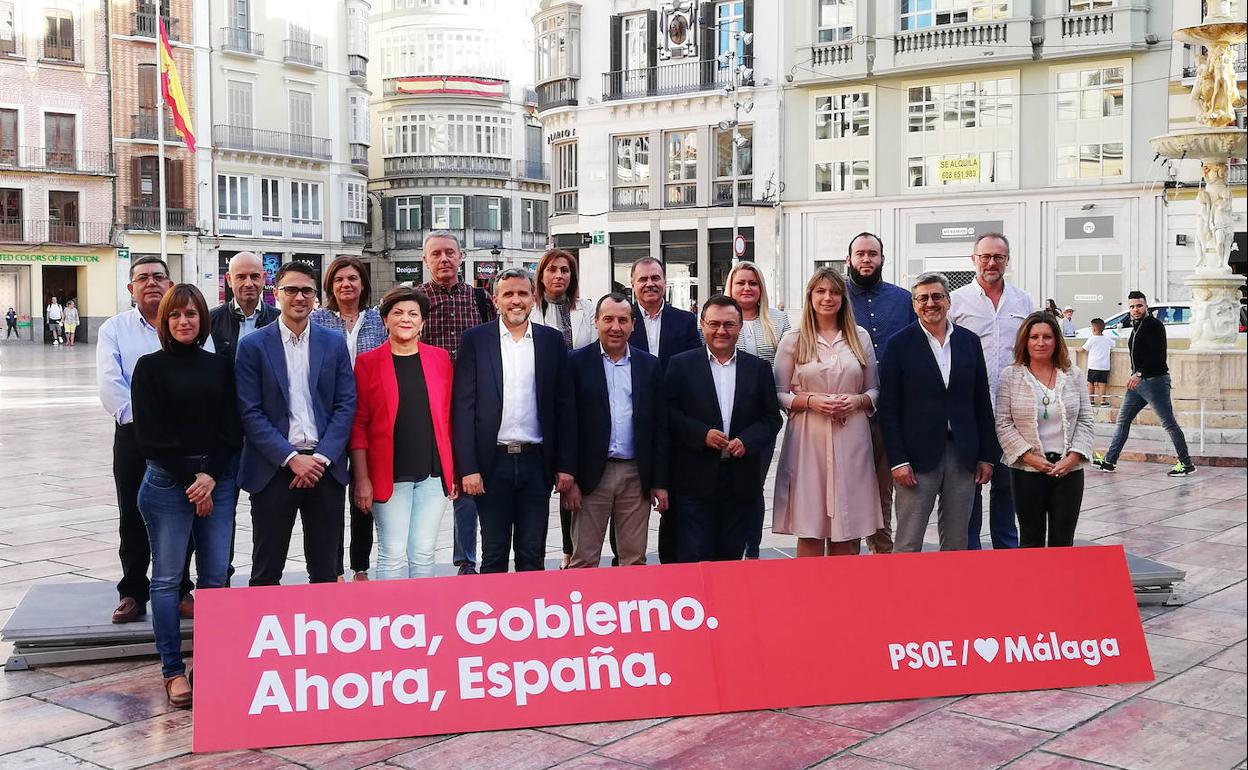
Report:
733,234,746,258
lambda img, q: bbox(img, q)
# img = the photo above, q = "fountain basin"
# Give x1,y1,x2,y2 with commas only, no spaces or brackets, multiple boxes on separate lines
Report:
1173,22,1247,47
1150,127,1247,162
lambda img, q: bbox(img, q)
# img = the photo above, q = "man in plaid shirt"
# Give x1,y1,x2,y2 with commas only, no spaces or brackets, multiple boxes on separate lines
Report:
417,231,496,574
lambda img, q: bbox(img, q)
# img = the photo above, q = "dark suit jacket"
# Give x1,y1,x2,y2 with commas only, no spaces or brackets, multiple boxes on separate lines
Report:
451,320,574,488
664,348,782,498
877,321,998,474
209,301,280,359
234,321,357,493
566,343,667,496
629,303,701,369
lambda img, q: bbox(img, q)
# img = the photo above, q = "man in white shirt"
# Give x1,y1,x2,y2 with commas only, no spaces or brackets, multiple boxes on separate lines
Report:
46,296,64,344
96,256,195,623
950,232,1034,551
452,268,575,573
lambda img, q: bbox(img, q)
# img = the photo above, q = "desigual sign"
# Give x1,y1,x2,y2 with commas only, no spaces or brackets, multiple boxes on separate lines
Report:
192,548,1152,752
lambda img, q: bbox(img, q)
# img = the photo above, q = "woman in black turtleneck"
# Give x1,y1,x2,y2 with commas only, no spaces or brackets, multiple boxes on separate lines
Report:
132,284,242,709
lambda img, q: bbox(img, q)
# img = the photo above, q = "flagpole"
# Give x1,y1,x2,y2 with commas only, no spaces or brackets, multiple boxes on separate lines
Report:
156,21,168,264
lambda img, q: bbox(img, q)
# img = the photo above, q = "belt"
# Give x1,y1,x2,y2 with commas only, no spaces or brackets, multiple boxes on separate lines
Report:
496,442,541,455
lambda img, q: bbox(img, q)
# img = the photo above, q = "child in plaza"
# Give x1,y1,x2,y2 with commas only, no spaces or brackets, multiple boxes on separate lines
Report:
1082,318,1114,407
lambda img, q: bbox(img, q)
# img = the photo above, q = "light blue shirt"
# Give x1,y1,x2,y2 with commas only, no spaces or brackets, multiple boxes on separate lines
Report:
236,301,260,341
601,344,635,460
97,307,215,424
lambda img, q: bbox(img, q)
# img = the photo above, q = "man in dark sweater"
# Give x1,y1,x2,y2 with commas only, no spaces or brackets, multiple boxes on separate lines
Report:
1095,291,1195,476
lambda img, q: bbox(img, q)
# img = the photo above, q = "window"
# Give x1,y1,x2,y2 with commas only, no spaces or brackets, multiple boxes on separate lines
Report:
553,141,578,213
521,199,548,234
431,195,464,229
227,80,253,128
817,0,855,42
714,125,752,204
613,135,650,210
44,113,75,168
815,160,870,192
536,11,580,81
815,92,869,139
233,0,249,30
1056,143,1123,179
218,174,250,218
621,13,647,73
379,27,505,79
381,112,512,157
0,3,16,55
395,196,421,230
48,190,79,242
907,79,1013,133
716,2,745,64
260,177,280,226
131,156,183,208
44,11,75,60
1069,0,1114,11
0,109,16,165
664,130,697,208
290,181,321,223
1056,66,1124,121
907,151,1013,187
345,182,366,222
472,196,502,230
289,91,313,136
0,188,22,240
348,92,369,144
900,0,1007,30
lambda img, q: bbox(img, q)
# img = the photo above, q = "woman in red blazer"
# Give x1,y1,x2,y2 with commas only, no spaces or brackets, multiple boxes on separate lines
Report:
350,286,456,579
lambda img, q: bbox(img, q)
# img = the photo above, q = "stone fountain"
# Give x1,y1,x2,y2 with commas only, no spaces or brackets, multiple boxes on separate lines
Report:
1149,0,1246,351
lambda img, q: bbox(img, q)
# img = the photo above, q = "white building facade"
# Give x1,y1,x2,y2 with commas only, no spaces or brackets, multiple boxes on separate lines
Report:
367,0,549,294
780,0,1182,323
201,0,370,306
534,0,783,308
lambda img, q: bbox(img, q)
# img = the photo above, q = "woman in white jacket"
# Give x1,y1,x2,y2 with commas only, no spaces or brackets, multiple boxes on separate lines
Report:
530,248,596,568
995,312,1095,548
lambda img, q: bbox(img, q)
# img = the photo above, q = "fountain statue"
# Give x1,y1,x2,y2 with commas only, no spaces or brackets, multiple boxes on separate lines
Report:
1150,4,1247,351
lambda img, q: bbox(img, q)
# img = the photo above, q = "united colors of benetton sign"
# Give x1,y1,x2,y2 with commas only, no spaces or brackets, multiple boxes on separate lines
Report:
192,547,1152,752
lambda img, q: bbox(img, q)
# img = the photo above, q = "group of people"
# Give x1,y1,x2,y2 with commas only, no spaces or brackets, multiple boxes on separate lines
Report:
95,229,1197,709
44,296,80,345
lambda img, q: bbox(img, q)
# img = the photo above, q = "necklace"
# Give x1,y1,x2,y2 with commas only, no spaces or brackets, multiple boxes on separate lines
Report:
1031,367,1056,419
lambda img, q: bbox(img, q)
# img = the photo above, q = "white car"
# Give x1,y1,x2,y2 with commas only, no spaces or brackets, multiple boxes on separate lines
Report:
1072,305,1192,340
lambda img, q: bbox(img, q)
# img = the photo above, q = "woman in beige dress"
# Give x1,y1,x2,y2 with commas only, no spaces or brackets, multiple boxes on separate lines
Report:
773,267,882,557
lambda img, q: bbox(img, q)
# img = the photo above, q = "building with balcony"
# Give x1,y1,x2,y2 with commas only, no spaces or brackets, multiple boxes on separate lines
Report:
109,0,203,292
1164,1,1247,289
0,0,119,342
367,0,550,294
779,0,1179,323
533,0,782,307
202,0,370,305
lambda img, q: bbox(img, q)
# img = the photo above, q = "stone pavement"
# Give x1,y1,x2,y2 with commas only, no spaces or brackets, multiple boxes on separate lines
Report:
0,340,1245,770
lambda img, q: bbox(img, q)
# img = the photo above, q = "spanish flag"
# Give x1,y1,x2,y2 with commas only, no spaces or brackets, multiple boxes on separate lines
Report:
159,19,196,152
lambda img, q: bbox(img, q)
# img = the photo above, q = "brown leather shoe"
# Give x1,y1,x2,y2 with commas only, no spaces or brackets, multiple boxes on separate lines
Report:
111,597,145,624
164,674,192,708
178,594,194,620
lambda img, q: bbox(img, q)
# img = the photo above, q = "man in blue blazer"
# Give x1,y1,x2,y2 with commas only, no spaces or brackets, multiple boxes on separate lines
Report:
564,293,668,567
628,257,702,369
665,295,782,562
452,267,574,573
235,261,356,585
878,272,998,553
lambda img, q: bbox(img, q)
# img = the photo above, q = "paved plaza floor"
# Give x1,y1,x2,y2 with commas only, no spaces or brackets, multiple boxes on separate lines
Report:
0,340,1244,769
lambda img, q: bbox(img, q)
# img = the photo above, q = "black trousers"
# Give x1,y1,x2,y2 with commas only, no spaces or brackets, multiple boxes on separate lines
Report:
475,452,550,573
335,492,374,576
1010,468,1084,548
113,424,193,603
249,467,346,586
658,501,680,564
5,320,16,338
676,463,760,562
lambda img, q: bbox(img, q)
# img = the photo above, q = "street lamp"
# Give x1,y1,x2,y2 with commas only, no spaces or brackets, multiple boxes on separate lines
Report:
717,29,753,263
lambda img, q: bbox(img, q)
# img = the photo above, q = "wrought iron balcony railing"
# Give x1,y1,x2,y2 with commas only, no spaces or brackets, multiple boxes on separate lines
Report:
39,37,83,65
284,39,324,68
0,146,114,174
348,54,368,79
602,57,749,101
212,125,331,161
125,206,193,231
132,11,178,40
383,154,511,178
342,220,366,243
221,27,263,56
0,219,112,244
536,77,578,111
130,110,181,142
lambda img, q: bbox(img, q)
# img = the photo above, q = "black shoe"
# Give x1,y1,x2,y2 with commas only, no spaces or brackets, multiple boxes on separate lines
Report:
457,563,477,576
1095,458,1116,473
1167,463,1197,477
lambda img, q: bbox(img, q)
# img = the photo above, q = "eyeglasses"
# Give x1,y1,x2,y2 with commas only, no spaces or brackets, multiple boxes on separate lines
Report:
974,254,1009,264
131,272,169,285
278,286,317,298
703,321,740,332
913,293,949,305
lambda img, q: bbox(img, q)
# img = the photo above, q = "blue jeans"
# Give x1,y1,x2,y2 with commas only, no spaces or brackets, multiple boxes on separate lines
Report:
451,495,478,567
1105,374,1191,466
372,478,447,579
137,459,236,678
968,460,1018,550
474,452,550,573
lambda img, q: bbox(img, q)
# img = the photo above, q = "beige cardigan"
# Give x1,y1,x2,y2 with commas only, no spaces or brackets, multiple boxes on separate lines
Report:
994,364,1095,471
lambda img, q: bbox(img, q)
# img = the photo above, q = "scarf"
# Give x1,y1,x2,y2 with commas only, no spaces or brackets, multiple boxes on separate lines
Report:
546,294,573,350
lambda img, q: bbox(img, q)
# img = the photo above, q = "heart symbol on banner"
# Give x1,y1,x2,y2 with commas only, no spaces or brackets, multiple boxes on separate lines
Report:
973,637,1000,663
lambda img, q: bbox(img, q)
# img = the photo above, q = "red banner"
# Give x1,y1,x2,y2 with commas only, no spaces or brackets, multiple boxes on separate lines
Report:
192,547,1152,752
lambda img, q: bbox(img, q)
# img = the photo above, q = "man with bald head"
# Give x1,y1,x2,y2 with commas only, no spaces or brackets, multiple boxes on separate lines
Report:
211,251,280,358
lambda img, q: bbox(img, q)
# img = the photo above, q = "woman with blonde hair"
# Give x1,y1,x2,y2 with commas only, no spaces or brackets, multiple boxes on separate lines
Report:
772,267,882,556
726,261,790,365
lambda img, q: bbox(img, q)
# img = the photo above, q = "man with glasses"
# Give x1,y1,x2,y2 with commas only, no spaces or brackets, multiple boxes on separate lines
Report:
950,232,1034,550
664,296,782,562
235,261,357,586
879,273,997,552
98,256,200,622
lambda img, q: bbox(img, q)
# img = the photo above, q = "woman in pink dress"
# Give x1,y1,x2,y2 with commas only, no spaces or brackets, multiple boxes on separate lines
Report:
773,267,882,556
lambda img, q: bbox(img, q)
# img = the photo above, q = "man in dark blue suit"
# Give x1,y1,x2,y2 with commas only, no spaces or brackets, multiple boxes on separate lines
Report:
666,295,782,562
452,268,574,573
878,272,998,553
235,261,357,585
628,257,701,563
564,293,668,567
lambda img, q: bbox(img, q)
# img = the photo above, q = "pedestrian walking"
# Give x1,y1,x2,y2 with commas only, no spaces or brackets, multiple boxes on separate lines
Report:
772,268,881,557
5,307,17,339
995,312,1095,547
63,300,80,346
46,296,64,344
